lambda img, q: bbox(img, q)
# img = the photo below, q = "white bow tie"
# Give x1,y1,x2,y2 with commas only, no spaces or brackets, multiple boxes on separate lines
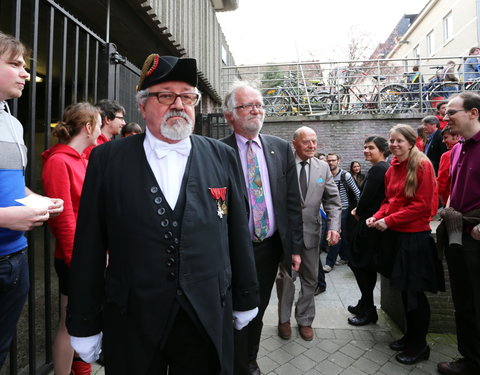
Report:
153,139,191,159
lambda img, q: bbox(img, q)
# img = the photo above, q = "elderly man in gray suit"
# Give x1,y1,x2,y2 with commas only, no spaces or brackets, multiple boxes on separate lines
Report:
276,126,342,341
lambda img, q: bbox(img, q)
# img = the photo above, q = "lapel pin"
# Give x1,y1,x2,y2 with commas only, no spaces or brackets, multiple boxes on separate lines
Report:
270,151,275,154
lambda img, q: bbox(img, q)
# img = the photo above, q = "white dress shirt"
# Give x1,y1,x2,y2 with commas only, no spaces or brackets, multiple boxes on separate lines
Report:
143,128,191,209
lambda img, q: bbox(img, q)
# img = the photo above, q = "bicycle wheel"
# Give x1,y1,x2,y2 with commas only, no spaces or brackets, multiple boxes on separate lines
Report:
264,90,293,116
309,95,333,115
465,80,480,93
376,85,411,113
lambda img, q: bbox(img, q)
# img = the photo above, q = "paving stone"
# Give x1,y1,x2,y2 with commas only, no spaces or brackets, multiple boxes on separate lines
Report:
262,336,287,352
340,343,367,359
289,353,317,372
338,367,368,375
258,356,279,374
303,369,322,375
317,339,343,354
379,360,412,375
335,329,355,340
304,346,329,362
315,328,336,339
315,359,343,375
352,329,374,341
350,339,376,351
362,348,393,365
280,340,307,357
273,362,304,375
267,348,294,365
372,331,394,343
328,351,357,368
351,356,382,374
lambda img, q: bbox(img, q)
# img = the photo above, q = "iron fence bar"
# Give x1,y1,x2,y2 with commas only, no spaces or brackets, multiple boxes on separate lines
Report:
59,16,67,116
27,2,40,374
72,25,79,103
93,40,99,103
43,0,106,44
42,6,55,368
10,0,22,117
84,34,90,101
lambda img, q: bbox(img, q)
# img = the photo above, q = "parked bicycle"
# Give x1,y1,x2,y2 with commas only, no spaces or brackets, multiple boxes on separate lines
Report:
263,72,332,116
326,68,411,114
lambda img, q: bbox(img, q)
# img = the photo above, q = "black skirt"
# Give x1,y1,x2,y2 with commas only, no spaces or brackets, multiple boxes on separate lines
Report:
349,220,382,269
376,229,445,293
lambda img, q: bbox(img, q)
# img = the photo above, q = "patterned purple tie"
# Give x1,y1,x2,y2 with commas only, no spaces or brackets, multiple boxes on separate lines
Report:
247,140,269,241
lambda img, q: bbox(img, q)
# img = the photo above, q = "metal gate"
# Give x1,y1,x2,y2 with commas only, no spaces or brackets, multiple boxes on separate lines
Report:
0,1,140,374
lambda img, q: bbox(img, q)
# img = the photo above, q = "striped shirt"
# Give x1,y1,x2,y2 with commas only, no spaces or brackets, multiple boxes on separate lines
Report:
333,169,360,209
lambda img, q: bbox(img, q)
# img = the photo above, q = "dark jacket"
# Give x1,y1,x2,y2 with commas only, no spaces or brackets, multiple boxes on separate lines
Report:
426,129,447,174
221,133,303,262
66,134,259,375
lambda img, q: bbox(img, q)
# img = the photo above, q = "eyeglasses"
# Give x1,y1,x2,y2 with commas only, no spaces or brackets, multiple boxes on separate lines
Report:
234,103,265,111
445,109,468,117
148,91,200,106
114,116,125,121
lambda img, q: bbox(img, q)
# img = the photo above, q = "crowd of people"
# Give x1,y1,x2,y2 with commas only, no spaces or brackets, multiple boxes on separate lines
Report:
1,30,480,375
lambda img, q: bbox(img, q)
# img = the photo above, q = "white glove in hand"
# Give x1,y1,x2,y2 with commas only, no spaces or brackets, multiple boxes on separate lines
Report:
233,307,259,330
70,332,103,363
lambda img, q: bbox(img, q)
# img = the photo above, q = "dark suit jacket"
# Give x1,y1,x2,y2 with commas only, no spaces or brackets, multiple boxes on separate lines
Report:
66,134,259,375
221,133,303,261
426,129,447,173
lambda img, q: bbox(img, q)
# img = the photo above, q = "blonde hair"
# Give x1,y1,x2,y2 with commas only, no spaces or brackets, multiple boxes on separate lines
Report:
390,124,432,198
53,102,100,142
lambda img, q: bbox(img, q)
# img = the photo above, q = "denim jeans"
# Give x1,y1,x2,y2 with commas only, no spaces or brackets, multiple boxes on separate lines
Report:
0,250,29,370
326,209,350,267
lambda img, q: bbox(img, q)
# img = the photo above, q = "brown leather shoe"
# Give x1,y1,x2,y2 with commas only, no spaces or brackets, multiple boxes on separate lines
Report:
278,321,291,340
438,359,480,375
298,325,314,341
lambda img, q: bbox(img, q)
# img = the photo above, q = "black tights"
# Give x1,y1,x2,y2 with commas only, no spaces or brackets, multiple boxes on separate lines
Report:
350,265,377,309
401,291,430,351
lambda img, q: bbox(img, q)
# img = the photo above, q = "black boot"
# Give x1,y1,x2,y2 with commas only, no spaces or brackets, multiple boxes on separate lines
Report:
347,300,364,315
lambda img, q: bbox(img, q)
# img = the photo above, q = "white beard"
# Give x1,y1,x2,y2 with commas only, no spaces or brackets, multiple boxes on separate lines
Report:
160,111,194,141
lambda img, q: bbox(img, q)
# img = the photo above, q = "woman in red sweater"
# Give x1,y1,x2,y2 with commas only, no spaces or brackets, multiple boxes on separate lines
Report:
366,124,444,365
42,103,100,375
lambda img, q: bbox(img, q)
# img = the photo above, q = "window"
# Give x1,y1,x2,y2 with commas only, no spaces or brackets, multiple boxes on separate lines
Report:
414,45,420,65
444,12,453,42
427,31,435,56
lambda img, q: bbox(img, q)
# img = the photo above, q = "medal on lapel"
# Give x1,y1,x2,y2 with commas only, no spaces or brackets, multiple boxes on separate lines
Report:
209,187,227,218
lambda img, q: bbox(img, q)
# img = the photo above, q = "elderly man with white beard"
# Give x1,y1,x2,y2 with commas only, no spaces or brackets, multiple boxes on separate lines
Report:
66,55,259,375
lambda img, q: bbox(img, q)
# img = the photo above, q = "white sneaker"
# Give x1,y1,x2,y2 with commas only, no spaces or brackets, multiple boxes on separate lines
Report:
335,259,348,265
323,265,332,273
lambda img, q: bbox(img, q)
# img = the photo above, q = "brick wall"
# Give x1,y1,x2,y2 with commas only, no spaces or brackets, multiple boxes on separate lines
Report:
262,113,422,173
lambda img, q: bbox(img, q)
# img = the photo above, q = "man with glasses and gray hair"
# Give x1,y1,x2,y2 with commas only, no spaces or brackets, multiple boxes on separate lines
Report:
66,55,259,375
222,81,303,375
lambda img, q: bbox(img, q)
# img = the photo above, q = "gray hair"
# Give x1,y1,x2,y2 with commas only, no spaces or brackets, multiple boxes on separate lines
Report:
421,115,440,125
223,81,262,114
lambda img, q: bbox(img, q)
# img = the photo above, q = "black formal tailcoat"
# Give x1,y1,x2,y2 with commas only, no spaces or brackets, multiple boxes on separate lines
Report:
220,133,303,262
66,134,259,375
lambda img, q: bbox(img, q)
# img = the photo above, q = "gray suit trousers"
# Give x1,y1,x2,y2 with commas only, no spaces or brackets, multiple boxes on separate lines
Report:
276,246,319,326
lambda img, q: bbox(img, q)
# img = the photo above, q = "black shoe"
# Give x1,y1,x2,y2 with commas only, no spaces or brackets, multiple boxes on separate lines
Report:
314,285,326,296
347,300,364,315
347,308,378,326
389,337,406,351
395,345,430,365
